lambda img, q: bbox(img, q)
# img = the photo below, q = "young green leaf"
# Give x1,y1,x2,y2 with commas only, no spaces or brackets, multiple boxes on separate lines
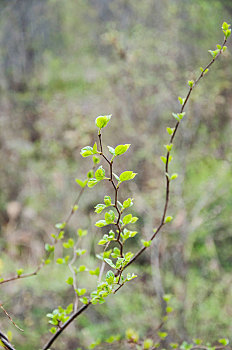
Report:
95,203,106,214
165,216,173,223
104,258,116,269
95,166,106,180
188,80,194,88
122,198,133,209
87,178,99,188
80,146,93,157
141,239,152,247
105,210,115,224
119,171,137,183
167,127,175,135
95,220,107,227
75,178,88,188
76,288,87,296
115,144,131,156
77,229,87,237
104,195,112,206
95,115,111,129
66,277,73,285
107,146,115,155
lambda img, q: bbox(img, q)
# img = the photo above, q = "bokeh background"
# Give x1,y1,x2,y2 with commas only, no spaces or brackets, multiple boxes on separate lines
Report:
0,0,232,349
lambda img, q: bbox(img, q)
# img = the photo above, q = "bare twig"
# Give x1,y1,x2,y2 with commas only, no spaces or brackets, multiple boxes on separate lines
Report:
0,304,23,332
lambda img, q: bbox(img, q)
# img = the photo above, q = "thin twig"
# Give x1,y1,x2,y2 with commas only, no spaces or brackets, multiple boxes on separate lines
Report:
0,167,95,286
0,304,23,332
124,37,228,270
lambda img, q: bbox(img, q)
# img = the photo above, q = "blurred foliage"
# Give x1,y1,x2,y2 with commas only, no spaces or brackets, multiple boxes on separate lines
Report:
0,0,232,349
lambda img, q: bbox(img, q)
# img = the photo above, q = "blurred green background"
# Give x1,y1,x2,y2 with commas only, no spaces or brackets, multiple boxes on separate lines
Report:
0,0,232,349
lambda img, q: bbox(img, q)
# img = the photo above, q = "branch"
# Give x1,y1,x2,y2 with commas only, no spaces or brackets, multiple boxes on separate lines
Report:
124,37,228,270
0,168,93,286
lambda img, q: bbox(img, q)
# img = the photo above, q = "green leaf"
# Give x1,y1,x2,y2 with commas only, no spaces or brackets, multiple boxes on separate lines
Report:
208,49,220,59
92,155,100,164
73,205,79,212
160,156,167,164
222,22,230,30
78,265,87,272
143,338,154,349
75,178,87,188
165,144,173,152
95,166,106,180
167,127,175,135
178,96,185,106
98,238,107,245
104,195,112,206
55,222,66,229
218,339,229,346
64,255,70,263
163,294,172,302
95,203,106,214
17,269,24,276
77,229,87,237
89,267,100,276
113,173,120,181
170,173,178,180
123,214,132,225
106,270,115,284
122,198,133,209
223,29,231,38
104,258,116,269
119,171,137,182
125,328,139,343
115,144,131,156
45,243,54,252
50,327,57,334
141,239,152,247
188,80,194,88
166,306,173,313
56,258,64,264
80,297,89,305
87,178,99,188
107,146,115,155
165,216,173,223
80,146,93,157
111,247,121,258
92,142,98,154
158,332,168,339
172,112,185,122
66,277,73,285
63,238,74,249
95,220,107,227
87,170,94,178
76,249,86,256
95,115,111,129
76,288,87,296
105,210,115,224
